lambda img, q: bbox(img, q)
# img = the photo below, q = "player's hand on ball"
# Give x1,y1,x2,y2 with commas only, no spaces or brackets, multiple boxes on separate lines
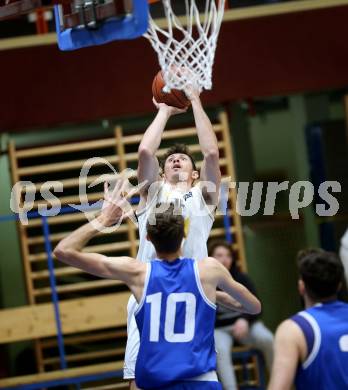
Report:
184,83,201,102
152,97,188,116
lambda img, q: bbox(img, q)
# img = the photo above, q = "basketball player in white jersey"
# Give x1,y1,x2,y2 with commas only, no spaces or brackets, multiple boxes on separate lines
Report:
125,86,222,388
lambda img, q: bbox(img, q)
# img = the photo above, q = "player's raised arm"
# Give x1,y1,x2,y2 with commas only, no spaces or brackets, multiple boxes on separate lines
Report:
137,99,187,195
54,178,145,297
212,258,261,315
185,86,221,205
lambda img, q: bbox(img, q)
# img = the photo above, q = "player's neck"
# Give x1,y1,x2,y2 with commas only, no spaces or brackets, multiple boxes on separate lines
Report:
304,294,337,308
164,179,193,191
304,295,317,308
156,250,182,262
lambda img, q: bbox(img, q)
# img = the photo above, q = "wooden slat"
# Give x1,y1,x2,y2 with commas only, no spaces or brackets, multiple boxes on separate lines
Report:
9,141,35,303
0,361,124,387
240,381,258,386
219,111,247,270
43,347,125,364
215,209,235,218
26,211,97,227
29,241,135,262
234,364,257,371
27,224,129,245
31,266,86,279
18,155,119,175
210,225,235,234
41,330,127,348
115,125,138,258
210,227,237,241
120,124,223,145
33,279,125,296
0,292,130,343
9,141,46,370
251,354,260,384
15,138,116,158
22,173,124,194
31,191,106,208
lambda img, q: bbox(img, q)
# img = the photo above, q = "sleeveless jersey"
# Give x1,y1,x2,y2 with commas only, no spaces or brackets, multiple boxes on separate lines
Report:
136,182,214,263
134,258,217,389
291,300,348,390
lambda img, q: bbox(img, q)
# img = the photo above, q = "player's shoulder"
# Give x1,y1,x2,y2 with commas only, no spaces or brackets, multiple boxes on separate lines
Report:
275,318,305,343
198,257,222,273
275,318,307,360
122,256,147,274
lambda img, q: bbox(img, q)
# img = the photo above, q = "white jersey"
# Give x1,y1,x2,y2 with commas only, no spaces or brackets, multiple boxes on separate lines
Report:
136,181,214,263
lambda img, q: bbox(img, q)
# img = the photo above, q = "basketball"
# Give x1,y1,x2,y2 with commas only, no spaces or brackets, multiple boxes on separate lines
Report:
152,71,191,109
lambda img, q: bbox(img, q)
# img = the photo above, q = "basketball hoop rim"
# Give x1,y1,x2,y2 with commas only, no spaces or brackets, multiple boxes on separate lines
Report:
145,0,226,92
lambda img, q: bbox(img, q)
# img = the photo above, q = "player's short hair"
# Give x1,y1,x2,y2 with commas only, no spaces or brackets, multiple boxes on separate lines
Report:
160,143,197,172
297,248,344,300
208,240,234,259
146,203,185,254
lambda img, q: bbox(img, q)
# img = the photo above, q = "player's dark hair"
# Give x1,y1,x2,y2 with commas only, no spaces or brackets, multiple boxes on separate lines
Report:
297,248,344,300
146,203,185,254
160,144,197,172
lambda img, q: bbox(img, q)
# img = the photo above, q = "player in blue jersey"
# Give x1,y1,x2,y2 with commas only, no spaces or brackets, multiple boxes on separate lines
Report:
54,178,261,390
268,248,348,390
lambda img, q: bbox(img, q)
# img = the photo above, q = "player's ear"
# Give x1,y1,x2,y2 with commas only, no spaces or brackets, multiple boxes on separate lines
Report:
192,170,199,180
298,279,305,296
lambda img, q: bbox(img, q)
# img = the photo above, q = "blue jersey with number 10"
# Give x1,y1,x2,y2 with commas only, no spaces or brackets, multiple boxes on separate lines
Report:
134,258,217,389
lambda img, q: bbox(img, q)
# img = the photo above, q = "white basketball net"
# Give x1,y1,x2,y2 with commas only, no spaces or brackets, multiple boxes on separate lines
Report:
144,0,225,92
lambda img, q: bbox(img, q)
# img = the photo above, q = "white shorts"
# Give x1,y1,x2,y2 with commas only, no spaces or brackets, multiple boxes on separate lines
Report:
123,294,140,379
